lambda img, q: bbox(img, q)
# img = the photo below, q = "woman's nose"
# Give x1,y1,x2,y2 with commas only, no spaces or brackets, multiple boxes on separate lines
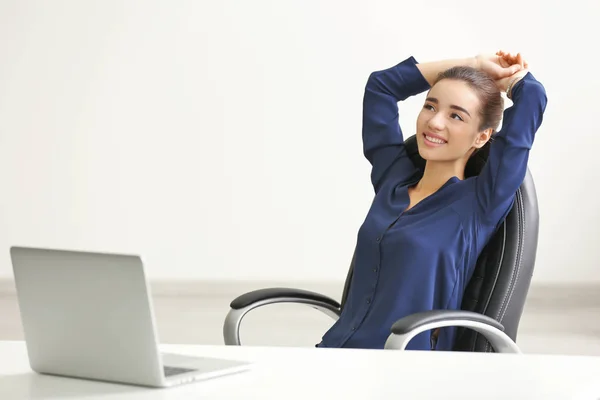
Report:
427,114,445,131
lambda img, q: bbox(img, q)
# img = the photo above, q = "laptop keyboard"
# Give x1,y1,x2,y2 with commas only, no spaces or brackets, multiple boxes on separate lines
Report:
163,365,197,377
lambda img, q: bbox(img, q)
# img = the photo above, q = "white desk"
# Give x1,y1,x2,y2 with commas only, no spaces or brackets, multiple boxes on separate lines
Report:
1,341,600,399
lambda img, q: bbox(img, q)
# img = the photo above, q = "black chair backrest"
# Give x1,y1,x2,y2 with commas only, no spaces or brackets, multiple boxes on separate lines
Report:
340,135,540,352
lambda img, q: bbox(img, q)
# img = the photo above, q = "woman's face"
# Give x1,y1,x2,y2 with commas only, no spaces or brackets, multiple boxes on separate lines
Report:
416,79,491,163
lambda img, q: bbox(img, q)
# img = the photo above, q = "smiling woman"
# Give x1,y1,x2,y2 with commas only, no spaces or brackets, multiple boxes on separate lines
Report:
316,51,547,351
415,65,505,179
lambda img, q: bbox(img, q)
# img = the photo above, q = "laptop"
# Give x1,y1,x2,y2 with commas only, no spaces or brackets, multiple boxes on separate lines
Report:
9,246,252,388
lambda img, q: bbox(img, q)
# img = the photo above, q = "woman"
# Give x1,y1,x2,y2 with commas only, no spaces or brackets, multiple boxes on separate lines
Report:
317,51,547,351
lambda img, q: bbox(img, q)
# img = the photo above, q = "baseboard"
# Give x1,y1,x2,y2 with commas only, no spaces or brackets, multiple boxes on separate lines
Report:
1,278,599,308
0,278,344,299
147,279,346,299
0,279,16,295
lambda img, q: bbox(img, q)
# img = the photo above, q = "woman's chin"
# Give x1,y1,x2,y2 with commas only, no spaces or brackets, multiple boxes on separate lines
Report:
417,145,436,161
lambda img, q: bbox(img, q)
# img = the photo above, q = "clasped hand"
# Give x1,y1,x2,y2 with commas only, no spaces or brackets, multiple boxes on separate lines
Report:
475,50,529,92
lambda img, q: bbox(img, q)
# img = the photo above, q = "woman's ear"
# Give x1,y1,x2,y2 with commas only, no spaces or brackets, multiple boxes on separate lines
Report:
474,129,493,149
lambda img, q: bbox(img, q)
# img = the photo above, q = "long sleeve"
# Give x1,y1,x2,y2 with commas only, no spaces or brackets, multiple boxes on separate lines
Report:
362,56,430,192
475,72,548,223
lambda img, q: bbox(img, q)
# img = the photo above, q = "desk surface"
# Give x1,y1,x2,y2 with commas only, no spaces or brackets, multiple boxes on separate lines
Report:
1,341,600,399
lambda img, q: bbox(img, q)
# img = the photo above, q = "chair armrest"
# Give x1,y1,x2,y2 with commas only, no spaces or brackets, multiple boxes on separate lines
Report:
230,288,341,310
223,288,341,346
384,310,521,354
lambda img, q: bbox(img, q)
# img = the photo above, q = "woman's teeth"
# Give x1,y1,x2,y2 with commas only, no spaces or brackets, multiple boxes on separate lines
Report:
425,135,446,144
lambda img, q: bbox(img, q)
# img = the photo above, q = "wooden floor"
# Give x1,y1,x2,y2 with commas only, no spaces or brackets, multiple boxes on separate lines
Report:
1,282,600,356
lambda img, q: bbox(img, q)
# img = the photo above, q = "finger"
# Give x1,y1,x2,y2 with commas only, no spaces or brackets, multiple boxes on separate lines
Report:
496,66,515,79
498,64,521,78
504,64,522,76
512,55,523,67
495,55,507,67
502,52,517,65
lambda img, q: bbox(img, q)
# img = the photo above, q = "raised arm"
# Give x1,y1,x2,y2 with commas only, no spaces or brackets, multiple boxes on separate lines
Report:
362,56,430,192
475,70,548,222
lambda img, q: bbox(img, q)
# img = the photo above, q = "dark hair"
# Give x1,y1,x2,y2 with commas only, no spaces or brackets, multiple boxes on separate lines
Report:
434,66,504,133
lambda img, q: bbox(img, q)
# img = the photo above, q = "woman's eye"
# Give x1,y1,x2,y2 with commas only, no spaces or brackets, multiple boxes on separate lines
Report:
424,104,435,111
451,113,463,121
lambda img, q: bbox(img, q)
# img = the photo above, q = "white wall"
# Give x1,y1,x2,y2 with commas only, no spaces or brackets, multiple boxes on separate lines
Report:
0,0,598,283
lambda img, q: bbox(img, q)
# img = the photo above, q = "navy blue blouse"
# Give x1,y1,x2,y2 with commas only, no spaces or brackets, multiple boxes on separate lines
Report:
317,56,547,351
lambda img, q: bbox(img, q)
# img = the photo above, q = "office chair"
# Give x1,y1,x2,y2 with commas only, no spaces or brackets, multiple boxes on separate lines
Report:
223,134,539,353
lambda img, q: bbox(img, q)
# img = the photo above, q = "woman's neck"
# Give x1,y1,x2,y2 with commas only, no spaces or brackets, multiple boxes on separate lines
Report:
414,160,465,194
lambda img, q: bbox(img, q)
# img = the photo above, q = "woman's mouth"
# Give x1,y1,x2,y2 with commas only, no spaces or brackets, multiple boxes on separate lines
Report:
423,132,447,146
